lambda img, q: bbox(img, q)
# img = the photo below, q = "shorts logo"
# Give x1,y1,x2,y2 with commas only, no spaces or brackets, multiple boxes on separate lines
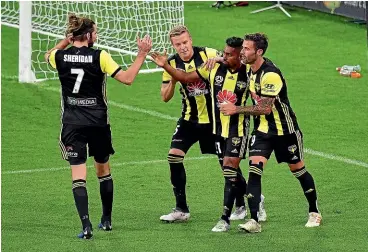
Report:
186,81,209,97
65,146,78,157
231,148,238,154
232,137,241,147
288,144,297,154
216,90,237,105
215,76,224,86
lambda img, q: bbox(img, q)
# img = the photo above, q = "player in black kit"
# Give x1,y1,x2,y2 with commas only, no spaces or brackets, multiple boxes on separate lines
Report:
45,13,152,239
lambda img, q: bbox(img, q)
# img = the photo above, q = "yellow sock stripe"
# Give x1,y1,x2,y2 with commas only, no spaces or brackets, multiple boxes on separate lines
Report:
249,166,263,176
167,155,184,163
223,169,238,178
293,168,307,178
72,182,86,189
98,176,112,183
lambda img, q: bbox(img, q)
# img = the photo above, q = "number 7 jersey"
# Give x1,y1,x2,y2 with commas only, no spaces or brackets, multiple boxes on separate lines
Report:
48,46,120,126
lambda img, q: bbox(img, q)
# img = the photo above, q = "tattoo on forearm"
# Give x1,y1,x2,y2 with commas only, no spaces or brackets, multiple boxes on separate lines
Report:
236,97,275,115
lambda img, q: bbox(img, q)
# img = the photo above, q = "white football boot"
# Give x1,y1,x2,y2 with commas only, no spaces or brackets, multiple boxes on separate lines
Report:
160,208,190,222
211,219,230,232
238,219,261,233
230,206,247,220
305,212,322,227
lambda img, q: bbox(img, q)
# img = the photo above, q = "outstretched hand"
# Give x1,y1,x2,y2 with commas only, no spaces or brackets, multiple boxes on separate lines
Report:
137,34,152,54
150,50,168,67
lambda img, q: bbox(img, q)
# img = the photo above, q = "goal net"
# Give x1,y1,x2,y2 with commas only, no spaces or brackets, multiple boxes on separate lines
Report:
1,1,184,82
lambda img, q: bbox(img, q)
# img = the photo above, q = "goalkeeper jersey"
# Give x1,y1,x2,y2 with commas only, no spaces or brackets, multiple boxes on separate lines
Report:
48,46,120,126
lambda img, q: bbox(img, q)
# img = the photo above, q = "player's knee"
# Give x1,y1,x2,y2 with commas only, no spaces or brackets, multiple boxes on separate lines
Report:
168,148,185,156
167,153,184,164
69,157,87,166
248,161,264,176
288,161,305,171
94,155,110,164
223,157,241,168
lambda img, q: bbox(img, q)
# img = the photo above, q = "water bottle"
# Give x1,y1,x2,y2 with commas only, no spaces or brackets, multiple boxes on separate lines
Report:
339,69,361,78
336,65,361,72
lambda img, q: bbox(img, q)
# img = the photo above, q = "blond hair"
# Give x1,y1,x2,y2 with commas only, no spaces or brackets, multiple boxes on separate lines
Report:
169,25,191,39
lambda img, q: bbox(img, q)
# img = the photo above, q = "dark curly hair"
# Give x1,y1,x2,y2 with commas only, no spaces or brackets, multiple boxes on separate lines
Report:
244,33,268,55
225,37,243,49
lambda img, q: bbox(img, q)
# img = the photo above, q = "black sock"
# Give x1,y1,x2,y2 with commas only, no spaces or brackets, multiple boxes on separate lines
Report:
235,167,246,208
292,167,318,213
221,166,238,223
168,154,188,212
72,179,91,229
98,174,113,222
247,162,263,222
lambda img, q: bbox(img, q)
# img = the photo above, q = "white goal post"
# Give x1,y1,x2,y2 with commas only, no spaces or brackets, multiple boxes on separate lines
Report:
1,1,184,82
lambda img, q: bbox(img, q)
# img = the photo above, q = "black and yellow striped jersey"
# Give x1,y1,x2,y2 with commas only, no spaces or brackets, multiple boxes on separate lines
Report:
248,58,299,135
196,63,250,138
162,46,217,124
48,46,120,126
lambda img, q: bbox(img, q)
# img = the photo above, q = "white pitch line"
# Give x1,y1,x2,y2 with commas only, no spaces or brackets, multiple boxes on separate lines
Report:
2,156,213,175
3,77,368,172
304,148,368,168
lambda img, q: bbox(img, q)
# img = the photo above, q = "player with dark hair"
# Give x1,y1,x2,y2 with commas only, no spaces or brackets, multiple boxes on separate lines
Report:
159,26,248,223
152,36,265,232
220,33,322,233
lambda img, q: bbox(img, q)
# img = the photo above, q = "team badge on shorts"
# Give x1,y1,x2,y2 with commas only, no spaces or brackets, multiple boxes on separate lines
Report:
232,137,241,147
288,144,297,154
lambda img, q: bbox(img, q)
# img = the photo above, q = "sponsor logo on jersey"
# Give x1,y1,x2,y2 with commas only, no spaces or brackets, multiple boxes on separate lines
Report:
67,97,97,106
186,81,209,97
216,90,237,105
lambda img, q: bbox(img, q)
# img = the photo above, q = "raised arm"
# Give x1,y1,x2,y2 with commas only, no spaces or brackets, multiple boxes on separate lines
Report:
44,35,72,67
113,35,152,85
151,51,199,83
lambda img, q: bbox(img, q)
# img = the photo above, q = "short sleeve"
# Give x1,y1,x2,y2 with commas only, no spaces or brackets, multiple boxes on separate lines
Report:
196,65,210,81
205,47,218,58
100,50,121,77
260,72,283,97
48,49,58,69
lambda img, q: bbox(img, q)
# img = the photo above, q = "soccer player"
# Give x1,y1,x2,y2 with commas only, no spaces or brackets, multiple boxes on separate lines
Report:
220,33,322,233
158,26,247,223
152,37,256,232
44,13,152,239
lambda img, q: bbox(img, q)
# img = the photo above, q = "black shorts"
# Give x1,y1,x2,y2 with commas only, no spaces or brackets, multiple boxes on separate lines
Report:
215,135,248,159
59,124,115,164
248,130,304,164
170,118,216,154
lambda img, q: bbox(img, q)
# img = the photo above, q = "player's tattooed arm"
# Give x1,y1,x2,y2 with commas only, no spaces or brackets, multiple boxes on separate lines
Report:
220,97,275,116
